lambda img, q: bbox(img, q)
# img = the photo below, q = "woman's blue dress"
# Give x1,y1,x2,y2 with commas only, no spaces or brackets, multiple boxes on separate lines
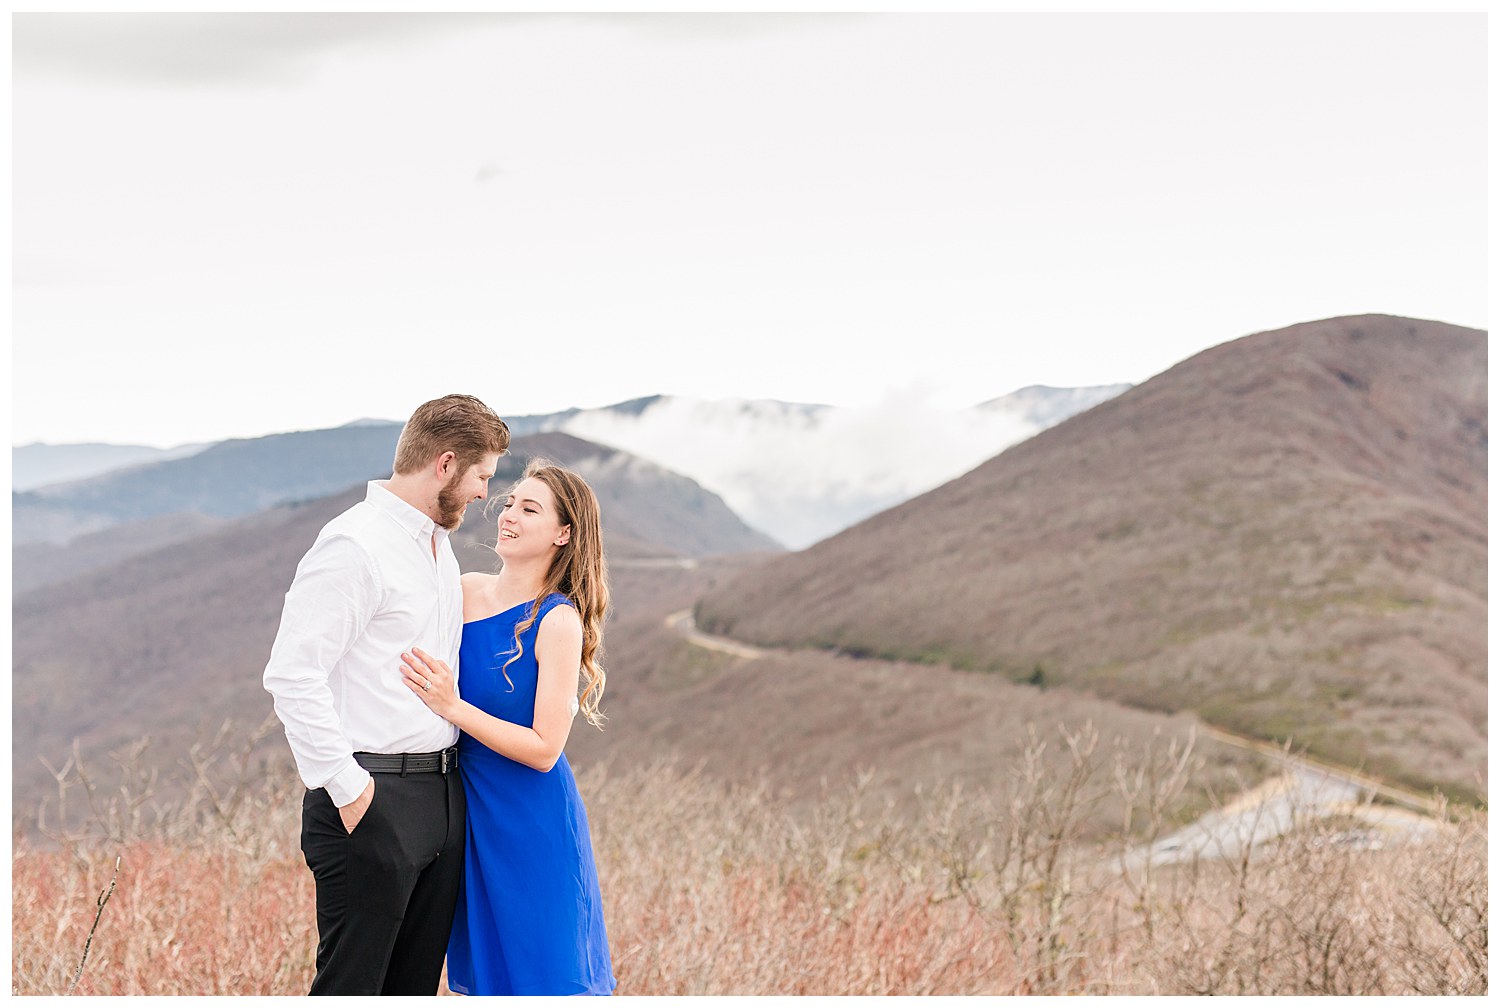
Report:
446,593,616,996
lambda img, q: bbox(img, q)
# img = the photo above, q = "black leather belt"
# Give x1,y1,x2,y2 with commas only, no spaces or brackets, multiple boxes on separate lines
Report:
353,747,459,775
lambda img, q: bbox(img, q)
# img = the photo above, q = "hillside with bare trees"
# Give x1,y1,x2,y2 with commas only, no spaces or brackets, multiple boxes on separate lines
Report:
696,316,1487,801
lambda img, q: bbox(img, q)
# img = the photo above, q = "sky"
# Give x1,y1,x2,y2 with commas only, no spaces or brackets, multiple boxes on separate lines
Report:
10,11,1489,449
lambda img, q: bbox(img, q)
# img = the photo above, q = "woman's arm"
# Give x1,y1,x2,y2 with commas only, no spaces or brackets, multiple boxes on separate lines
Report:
401,604,583,772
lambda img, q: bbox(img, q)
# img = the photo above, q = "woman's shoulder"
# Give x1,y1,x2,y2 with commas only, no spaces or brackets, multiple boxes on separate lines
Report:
460,572,500,618
539,590,577,614
536,596,582,657
461,571,497,591
537,592,580,625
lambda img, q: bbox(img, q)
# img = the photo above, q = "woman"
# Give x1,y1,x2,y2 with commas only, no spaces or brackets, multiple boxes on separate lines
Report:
400,458,616,996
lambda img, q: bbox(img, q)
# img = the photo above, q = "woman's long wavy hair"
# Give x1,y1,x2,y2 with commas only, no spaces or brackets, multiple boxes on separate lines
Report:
495,458,610,729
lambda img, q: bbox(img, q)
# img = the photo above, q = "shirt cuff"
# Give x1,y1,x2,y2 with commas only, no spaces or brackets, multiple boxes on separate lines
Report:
325,761,373,808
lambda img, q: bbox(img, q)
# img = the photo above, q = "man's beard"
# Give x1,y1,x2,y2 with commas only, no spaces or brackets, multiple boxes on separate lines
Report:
435,469,471,530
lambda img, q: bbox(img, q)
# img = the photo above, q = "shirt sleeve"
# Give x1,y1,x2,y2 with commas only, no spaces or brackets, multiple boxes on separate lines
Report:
263,533,379,807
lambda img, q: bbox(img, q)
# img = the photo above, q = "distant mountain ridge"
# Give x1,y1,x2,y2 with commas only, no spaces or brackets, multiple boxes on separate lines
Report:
695,315,1487,801
523,385,1131,547
12,424,773,556
13,424,410,545
11,440,208,492
14,385,1128,550
12,431,776,595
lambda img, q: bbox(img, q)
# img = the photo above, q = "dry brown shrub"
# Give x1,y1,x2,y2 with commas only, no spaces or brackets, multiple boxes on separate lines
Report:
10,724,1487,996
13,718,313,996
586,761,1013,994
11,836,315,996
1128,805,1487,996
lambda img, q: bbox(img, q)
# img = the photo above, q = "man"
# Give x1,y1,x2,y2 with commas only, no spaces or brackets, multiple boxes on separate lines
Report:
264,394,510,995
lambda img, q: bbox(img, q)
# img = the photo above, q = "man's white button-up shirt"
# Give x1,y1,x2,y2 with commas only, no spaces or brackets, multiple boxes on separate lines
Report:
264,480,463,807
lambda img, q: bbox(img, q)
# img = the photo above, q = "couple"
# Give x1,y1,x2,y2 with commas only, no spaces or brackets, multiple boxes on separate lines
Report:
263,394,617,996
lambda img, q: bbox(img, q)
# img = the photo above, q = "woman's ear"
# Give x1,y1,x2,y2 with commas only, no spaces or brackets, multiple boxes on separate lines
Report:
554,526,571,547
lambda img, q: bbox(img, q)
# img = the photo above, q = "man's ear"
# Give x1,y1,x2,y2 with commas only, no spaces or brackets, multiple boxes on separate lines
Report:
435,450,457,477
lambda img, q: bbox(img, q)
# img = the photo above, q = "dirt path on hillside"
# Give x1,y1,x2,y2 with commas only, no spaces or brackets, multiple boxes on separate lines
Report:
1193,725,1443,814
664,609,770,660
665,608,1452,863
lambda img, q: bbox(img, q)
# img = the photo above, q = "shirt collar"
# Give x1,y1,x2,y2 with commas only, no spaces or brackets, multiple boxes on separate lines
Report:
366,480,444,544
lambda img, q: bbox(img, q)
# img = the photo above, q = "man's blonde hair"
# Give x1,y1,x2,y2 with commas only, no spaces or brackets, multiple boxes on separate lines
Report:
393,394,510,475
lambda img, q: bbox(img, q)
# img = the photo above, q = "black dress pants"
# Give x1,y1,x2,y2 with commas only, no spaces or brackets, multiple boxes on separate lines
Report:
300,769,465,995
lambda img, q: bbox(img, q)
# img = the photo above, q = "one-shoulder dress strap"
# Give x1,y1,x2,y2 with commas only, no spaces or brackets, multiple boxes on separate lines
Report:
536,591,575,621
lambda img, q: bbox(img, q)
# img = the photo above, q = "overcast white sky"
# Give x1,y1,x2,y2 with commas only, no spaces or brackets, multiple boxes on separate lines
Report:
10,12,1488,448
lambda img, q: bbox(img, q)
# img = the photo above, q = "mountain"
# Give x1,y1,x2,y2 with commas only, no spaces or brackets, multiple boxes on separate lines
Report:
11,441,208,492
14,385,1125,552
975,383,1136,428
694,316,1487,801
11,467,1252,838
12,511,232,595
12,424,407,545
447,432,780,564
519,385,1131,548
12,482,365,815
13,421,774,555
10,431,785,807
12,432,777,595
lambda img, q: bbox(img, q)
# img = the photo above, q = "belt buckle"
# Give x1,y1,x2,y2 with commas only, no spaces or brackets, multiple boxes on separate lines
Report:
441,748,452,774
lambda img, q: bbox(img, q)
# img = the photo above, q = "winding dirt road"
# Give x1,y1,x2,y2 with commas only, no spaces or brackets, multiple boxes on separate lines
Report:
664,607,1452,864
665,608,769,660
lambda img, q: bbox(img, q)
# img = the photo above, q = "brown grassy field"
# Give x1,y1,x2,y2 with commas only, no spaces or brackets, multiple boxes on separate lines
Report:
12,726,1485,996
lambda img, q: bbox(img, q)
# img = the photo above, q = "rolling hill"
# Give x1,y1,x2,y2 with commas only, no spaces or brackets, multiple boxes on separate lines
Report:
695,315,1487,801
